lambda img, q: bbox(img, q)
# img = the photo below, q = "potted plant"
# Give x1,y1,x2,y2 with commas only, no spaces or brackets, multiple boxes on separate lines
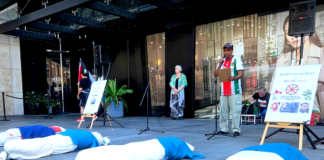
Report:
24,91,43,114
41,96,60,115
49,99,61,115
105,79,133,118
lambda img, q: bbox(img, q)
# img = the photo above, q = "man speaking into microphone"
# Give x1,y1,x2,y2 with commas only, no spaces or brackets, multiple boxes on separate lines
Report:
214,43,244,136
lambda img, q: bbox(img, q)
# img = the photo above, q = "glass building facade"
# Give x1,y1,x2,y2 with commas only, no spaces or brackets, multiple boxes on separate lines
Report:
146,4,324,118
194,5,324,118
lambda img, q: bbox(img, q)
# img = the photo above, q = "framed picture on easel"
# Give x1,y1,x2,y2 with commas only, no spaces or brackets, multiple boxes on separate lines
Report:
261,65,322,150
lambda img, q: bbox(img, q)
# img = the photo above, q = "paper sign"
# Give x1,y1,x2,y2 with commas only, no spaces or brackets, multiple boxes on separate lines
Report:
265,65,321,123
219,68,231,82
83,80,107,114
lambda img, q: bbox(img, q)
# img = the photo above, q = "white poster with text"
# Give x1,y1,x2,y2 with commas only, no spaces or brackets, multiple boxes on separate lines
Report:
84,80,107,114
265,65,321,123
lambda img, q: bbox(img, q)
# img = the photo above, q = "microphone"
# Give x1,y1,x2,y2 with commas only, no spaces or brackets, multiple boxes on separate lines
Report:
214,56,226,82
150,67,158,73
219,55,226,67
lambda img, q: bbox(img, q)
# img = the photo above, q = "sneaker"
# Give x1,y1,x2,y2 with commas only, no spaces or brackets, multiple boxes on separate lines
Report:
76,118,85,122
94,115,98,120
219,131,229,134
234,131,240,136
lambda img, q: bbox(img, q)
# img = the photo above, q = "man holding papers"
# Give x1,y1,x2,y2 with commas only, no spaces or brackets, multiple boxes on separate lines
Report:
214,43,244,136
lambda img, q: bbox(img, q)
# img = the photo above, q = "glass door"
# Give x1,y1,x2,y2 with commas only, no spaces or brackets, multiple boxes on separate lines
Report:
46,55,71,113
146,33,165,116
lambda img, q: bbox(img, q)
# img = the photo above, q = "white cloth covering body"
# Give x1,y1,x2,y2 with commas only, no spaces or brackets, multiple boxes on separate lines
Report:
0,126,65,147
75,139,195,160
227,151,284,160
0,129,21,146
2,134,77,160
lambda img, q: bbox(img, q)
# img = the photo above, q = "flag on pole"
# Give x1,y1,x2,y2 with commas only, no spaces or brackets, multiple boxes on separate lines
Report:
78,59,95,84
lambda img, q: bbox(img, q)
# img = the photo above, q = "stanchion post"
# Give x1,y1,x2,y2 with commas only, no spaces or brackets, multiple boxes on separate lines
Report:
45,91,53,119
1,92,10,121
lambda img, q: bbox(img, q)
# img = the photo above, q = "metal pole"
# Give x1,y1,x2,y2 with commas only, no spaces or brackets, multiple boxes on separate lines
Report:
59,36,65,112
2,92,6,120
47,91,50,116
93,41,96,75
45,90,53,119
127,39,130,87
300,34,304,65
101,46,104,78
1,92,9,121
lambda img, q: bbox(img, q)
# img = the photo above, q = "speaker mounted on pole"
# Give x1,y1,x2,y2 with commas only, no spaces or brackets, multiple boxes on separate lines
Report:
288,0,316,37
93,45,109,78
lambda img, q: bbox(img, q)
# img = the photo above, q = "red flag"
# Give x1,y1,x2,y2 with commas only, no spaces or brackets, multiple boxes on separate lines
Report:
78,59,88,82
78,60,82,82
78,59,95,83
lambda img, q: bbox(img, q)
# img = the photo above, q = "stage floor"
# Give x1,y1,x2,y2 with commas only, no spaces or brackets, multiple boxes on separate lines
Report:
0,114,324,160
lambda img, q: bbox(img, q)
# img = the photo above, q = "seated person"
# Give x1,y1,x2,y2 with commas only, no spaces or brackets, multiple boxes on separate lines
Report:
244,87,270,115
227,143,307,160
0,125,65,146
75,137,204,160
0,130,109,160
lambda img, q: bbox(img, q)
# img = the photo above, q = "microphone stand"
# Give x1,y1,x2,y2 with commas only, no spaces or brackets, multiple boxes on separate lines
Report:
205,62,236,140
138,69,164,135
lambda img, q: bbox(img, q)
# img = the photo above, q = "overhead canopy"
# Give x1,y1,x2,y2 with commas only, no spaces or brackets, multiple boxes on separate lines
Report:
0,0,322,42
0,0,16,12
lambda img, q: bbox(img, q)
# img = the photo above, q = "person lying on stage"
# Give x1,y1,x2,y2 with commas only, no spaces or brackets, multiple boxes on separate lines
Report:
76,137,204,160
0,129,109,160
227,143,307,160
0,125,65,146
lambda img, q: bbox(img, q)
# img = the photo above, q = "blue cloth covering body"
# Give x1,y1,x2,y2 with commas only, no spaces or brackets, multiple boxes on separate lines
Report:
242,143,308,160
157,137,204,160
59,129,100,151
17,125,56,139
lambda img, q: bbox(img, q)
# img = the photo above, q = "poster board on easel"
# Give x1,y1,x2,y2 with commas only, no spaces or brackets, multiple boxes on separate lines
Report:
78,80,107,129
260,65,321,150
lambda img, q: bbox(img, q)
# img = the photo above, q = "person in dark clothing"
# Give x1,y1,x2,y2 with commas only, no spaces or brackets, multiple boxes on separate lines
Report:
77,73,91,122
248,87,270,114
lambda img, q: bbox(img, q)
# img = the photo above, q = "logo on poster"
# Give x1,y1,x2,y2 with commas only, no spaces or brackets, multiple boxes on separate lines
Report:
286,84,299,95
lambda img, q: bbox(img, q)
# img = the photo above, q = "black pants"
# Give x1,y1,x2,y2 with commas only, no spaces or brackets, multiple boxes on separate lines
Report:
79,90,89,107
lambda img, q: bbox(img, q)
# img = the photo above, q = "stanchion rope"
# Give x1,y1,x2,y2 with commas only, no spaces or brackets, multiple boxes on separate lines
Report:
5,95,24,99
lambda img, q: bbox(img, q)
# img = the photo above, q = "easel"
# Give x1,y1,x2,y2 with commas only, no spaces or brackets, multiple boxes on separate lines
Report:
78,113,96,129
260,121,324,150
81,62,123,129
260,122,304,150
85,102,124,129
260,34,324,150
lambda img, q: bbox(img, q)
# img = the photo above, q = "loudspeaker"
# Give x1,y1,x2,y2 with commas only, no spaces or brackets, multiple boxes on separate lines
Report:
288,0,316,37
93,45,109,65
93,45,110,77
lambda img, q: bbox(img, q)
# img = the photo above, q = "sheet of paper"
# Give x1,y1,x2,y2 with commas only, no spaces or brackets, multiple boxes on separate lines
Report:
219,68,231,82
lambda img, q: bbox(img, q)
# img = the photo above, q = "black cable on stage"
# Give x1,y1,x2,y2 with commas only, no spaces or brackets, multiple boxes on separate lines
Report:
163,122,214,131
157,117,166,130
121,119,214,132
